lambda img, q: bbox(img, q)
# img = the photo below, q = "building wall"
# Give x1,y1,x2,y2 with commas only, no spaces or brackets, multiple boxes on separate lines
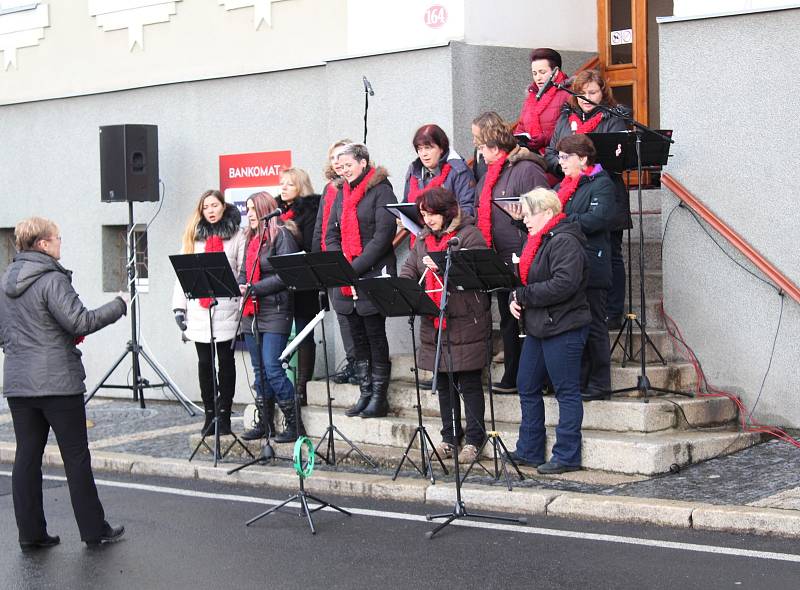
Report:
659,8,800,427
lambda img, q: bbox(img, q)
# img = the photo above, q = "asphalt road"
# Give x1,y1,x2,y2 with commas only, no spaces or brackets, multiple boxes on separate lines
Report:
1,468,799,590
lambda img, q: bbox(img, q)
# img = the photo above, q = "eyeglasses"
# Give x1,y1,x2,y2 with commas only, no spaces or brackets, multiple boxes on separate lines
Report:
557,153,577,161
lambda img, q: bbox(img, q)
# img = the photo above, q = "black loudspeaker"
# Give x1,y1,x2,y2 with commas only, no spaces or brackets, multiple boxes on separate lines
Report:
100,124,159,203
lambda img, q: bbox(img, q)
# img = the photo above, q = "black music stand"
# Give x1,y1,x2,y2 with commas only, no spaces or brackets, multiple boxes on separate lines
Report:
358,277,449,483
172,253,255,467
425,247,527,538
429,249,526,490
268,251,376,468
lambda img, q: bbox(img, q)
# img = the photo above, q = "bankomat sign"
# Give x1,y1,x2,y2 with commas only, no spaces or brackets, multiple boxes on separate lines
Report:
219,150,292,220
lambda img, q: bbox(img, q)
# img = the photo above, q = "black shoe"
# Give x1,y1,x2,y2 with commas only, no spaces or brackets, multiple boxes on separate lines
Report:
492,382,517,394
200,410,214,434
332,360,356,385
217,410,232,435
85,523,125,546
240,421,265,441
537,461,581,475
581,389,611,401
505,451,543,468
345,360,372,417
20,534,60,551
360,362,390,418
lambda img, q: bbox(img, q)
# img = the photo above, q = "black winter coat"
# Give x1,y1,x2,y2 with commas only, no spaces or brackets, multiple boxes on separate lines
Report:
399,216,491,372
514,221,591,339
473,146,549,265
545,105,632,231
325,166,398,316
278,194,321,318
557,168,616,289
0,251,127,397
239,227,300,335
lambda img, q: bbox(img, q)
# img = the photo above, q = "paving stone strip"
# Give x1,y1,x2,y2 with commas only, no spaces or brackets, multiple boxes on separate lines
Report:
88,422,201,450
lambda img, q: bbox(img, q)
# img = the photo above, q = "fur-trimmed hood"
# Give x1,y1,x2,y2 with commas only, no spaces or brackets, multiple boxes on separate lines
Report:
195,203,242,241
278,193,321,217
507,145,547,171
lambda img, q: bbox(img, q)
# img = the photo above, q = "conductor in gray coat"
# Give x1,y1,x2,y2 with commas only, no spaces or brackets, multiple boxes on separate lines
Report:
0,217,127,550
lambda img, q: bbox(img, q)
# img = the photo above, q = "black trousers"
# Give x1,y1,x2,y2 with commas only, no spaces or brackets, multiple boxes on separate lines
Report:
344,313,389,368
581,288,612,394
436,370,486,447
8,395,106,542
335,312,356,361
607,230,626,319
195,340,236,411
496,289,521,386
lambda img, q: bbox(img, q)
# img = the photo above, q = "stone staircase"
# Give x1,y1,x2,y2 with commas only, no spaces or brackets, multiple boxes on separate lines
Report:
296,188,761,476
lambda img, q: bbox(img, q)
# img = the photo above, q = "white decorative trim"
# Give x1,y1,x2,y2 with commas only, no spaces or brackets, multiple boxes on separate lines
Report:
219,0,291,30
0,2,48,70
88,0,181,51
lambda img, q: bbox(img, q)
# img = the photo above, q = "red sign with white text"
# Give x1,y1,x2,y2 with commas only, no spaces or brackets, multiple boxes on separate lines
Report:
219,150,292,193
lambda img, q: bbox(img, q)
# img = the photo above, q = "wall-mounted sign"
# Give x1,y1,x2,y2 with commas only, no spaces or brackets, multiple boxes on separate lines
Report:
610,28,633,46
219,150,292,217
424,4,448,29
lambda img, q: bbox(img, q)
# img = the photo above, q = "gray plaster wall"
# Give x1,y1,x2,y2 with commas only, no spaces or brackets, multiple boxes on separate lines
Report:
659,10,800,427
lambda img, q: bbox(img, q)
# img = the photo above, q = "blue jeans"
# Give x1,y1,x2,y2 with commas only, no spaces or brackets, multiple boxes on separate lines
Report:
515,325,589,466
244,332,295,403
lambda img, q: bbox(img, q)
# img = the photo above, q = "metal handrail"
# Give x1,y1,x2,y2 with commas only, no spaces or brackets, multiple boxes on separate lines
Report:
662,172,800,304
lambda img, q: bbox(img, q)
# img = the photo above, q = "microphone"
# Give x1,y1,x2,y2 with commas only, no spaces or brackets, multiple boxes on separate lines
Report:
447,236,460,248
362,76,375,96
536,66,560,100
259,208,283,222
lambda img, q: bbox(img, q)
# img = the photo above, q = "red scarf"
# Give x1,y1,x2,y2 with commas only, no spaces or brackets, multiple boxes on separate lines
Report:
407,163,452,203
242,236,262,316
340,168,376,297
280,208,295,222
568,111,603,134
518,70,569,138
518,214,567,285
475,151,509,248
320,182,338,251
556,165,596,206
423,230,458,329
200,235,224,308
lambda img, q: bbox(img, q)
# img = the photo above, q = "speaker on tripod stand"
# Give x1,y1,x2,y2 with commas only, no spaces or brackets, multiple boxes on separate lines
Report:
85,124,196,414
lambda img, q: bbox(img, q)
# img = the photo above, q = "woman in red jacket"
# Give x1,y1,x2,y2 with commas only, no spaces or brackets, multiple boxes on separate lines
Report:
514,48,570,157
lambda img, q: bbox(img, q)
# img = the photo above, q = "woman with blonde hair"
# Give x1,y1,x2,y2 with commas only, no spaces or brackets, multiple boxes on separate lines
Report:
508,187,591,474
312,139,359,386
172,189,246,435
238,192,303,442
276,167,320,407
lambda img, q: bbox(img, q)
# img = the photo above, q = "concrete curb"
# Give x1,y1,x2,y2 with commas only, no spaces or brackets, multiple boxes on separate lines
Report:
2,442,799,539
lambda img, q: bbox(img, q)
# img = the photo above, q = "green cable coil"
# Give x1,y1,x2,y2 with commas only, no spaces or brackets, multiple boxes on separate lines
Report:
293,436,315,479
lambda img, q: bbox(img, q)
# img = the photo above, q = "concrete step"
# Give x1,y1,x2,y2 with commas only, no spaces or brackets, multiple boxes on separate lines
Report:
628,270,663,301
388,355,697,393
609,328,683,363
297,406,760,475
631,211,662,241
306,382,735,433
625,239,663,272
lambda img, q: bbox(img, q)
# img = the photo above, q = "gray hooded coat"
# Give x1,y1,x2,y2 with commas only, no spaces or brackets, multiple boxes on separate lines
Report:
0,251,127,397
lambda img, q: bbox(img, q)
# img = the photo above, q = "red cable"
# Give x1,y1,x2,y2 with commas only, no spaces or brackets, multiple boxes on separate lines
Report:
658,300,800,449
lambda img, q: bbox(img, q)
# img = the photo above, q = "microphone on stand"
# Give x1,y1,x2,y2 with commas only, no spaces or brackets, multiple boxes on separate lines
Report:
446,236,460,248
362,76,375,96
535,66,560,100
259,208,283,222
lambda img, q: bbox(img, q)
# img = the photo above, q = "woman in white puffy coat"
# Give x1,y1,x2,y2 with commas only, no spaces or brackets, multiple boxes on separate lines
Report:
172,190,246,434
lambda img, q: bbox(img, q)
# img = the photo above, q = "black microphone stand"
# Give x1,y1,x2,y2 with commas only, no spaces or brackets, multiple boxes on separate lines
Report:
425,242,527,538
227,219,278,474
362,76,373,143
553,82,687,400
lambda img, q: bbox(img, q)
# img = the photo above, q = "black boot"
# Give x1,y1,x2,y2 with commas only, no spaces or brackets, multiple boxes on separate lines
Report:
263,397,276,438
201,410,214,435
274,399,305,444
241,396,266,440
296,339,316,407
217,358,236,436
345,360,372,417
333,358,356,384
360,361,391,418
198,360,215,434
